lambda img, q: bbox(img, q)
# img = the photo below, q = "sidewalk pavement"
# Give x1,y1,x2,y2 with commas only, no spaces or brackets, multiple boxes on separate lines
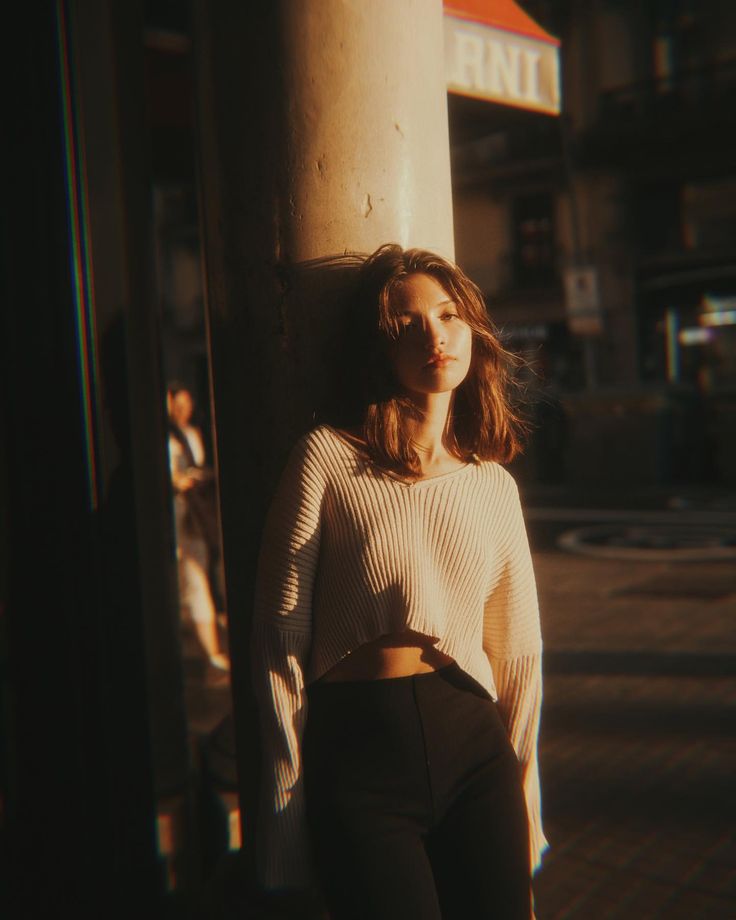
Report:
529,537,736,919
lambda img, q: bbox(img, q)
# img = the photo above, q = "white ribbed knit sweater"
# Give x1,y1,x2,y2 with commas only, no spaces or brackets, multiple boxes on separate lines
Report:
252,424,547,889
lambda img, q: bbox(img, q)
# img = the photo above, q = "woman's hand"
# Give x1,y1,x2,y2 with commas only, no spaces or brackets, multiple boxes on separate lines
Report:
172,470,197,493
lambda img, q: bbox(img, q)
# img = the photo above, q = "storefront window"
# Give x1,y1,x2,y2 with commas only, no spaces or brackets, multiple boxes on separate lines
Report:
641,289,736,390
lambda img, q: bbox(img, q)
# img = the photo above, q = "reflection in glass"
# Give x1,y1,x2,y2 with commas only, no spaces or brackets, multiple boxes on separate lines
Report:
167,381,229,673
153,180,240,884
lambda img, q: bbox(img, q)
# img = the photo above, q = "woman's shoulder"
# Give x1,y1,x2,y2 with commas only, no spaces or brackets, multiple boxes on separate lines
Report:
287,424,365,476
303,424,366,457
473,457,519,492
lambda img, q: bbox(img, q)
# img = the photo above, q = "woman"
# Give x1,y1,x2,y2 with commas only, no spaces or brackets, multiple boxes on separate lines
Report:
252,245,546,919
167,383,230,672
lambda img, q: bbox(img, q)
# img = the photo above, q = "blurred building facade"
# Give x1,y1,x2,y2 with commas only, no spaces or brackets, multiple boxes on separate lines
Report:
147,0,736,490
451,0,736,488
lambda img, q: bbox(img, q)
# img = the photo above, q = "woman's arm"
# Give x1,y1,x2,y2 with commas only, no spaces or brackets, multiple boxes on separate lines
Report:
488,653,547,871
483,474,548,872
251,433,327,890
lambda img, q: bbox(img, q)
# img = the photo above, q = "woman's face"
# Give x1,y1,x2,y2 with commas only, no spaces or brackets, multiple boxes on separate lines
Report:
168,389,194,428
386,273,473,398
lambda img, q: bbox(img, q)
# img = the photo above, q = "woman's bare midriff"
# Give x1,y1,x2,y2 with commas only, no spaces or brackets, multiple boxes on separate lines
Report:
317,630,455,683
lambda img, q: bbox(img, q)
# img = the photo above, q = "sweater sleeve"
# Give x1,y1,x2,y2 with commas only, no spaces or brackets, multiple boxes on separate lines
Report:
251,433,326,890
483,474,548,872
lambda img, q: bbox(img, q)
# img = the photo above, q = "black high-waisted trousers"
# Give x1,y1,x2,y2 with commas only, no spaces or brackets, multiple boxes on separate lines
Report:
303,663,531,920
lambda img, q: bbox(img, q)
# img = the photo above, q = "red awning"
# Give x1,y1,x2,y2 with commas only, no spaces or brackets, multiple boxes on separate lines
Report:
444,0,559,46
443,0,561,114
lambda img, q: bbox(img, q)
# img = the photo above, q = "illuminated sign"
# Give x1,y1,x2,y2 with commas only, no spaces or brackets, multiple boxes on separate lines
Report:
679,328,713,345
444,1,560,114
700,310,736,327
700,293,736,326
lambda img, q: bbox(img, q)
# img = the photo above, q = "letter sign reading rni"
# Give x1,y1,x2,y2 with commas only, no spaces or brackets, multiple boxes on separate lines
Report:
444,16,560,114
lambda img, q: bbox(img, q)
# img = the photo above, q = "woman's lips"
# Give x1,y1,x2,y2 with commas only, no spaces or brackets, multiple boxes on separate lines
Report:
424,354,454,369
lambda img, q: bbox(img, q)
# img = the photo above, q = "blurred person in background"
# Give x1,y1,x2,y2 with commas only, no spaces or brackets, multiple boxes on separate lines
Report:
167,382,229,673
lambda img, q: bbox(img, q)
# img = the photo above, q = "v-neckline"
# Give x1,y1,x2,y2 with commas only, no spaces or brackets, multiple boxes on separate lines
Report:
321,425,476,487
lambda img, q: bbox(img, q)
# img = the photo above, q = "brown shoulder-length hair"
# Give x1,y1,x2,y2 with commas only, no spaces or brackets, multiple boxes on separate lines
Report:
348,243,529,478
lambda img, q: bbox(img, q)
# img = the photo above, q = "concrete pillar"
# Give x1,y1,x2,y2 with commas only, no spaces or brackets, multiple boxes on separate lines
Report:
193,0,455,858
279,0,454,261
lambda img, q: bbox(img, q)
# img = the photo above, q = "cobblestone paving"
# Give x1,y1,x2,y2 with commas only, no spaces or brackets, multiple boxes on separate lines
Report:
530,550,736,919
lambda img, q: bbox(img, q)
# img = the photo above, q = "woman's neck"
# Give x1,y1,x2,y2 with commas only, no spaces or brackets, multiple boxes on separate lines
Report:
405,392,455,467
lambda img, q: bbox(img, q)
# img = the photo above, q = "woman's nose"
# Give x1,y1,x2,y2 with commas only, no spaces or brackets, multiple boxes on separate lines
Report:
424,319,446,348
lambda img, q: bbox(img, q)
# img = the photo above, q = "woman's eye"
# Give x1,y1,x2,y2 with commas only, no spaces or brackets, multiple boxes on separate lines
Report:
442,312,459,321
